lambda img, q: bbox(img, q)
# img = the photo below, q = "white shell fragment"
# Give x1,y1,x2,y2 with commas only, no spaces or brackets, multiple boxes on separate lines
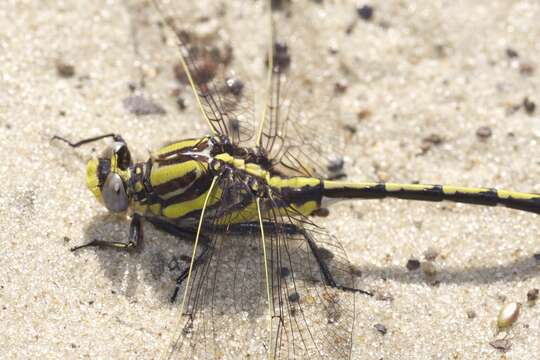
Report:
497,302,521,330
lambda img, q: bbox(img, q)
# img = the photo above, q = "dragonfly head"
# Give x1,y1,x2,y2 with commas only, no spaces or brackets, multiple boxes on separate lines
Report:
86,140,133,213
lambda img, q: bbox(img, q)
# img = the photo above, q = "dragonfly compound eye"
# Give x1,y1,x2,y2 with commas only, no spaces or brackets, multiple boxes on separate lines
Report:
102,172,129,213
111,141,132,170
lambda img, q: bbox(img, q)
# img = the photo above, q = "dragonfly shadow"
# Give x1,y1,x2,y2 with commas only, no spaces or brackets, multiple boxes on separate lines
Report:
78,214,196,305
78,214,540,305
357,256,540,286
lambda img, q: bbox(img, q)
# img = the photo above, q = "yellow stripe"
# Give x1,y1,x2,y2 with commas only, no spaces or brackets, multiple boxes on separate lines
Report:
155,138,207,156
150,160,203,187
163,186,223,219
496,189,540,200
441,185,488,195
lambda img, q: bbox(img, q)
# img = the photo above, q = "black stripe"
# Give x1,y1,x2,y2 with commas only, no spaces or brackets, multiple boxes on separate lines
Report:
443,189,498,206
160,174,214,208
323,183,386,199
153,169,198,196
279,182,323,207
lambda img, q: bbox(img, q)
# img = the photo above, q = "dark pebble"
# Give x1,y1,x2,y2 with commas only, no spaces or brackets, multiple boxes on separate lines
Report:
288,292,300,302
406,259,420,271
374,323,387,335
357,5,374,21
56,60,76,78
523,97,536,115
476,126,492,139
176,96,186,111
527,288,539,302
505,48,519,58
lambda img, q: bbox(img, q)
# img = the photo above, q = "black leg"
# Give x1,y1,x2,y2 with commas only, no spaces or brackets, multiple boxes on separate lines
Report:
170,244,211,303
144,217,213,302
145,217,200,240
51,133,123,148
71,213,142,252
214,221,372,296
301,229,372,296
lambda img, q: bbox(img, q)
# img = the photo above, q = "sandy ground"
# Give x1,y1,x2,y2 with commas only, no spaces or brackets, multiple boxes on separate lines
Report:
1,0,540,359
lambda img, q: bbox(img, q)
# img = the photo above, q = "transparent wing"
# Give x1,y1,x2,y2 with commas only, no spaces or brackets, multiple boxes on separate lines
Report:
152,1,346,179
253,8,347,180
164,175,357,359
153,1,257,143
258,59,347,179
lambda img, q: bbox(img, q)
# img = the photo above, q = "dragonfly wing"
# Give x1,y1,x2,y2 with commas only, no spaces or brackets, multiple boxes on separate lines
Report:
164,175,358,359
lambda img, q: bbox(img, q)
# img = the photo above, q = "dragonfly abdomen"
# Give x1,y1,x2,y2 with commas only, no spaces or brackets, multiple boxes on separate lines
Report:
322,181,540,214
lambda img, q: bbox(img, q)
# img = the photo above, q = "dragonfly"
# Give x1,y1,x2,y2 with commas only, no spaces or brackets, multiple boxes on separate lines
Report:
53,1,540,359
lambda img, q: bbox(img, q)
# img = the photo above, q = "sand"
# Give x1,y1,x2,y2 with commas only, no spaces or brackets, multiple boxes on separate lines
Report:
2,0,539,359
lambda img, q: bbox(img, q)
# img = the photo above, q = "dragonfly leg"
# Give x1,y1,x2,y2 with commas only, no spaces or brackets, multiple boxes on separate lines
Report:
51,133,123,148
218,222,373,296
71,213,142,252
301,229,372,296
169,245,211,303
145,217,213,303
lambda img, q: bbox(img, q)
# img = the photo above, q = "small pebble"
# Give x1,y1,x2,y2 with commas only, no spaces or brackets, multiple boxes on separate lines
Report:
334,80,348,94
375,292,394,302
423,247,439,261
421,262,437,277
373,323,387,335
476,126,492,139
505,48,519,58
406,258,420,271
466,309,477,319
497,302,521,330
423,133,443,145
527,288,538,302
357,5,374,21
56,60,76,78
356,109,372,121
420,133,444,153
523,97,536,115
288,292,300,303
343,124,357,135
176,96,186,111
327,156,345,174
122,95,166,116
225,77,244,96
489,338,512,352
519,62,535,76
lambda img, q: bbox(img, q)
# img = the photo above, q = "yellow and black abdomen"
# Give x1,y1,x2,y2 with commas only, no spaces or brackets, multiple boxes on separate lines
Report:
322,181,540,214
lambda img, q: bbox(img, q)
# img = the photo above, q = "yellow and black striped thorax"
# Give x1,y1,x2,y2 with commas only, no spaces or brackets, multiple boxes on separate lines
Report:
127,136,326,223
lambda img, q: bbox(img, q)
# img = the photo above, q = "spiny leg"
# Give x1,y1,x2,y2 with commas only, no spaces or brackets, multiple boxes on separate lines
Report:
51,133,123,148
71,213,142,252
222,222,373,296
145,217,215,303
301,229,372,296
